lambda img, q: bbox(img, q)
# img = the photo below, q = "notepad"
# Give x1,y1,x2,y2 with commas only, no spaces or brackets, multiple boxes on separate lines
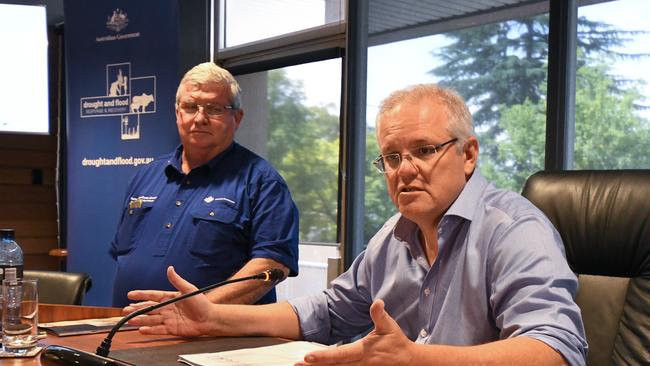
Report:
178,341,329,366
39,317,138,336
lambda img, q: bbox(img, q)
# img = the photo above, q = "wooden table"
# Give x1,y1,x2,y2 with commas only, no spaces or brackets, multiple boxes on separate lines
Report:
5,304,285,365
3,304,200,366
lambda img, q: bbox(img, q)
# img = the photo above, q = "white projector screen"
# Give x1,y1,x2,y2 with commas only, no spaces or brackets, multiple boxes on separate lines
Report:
0,4,49,134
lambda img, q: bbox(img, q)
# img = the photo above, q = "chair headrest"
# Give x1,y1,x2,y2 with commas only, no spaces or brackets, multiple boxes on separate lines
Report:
522,170,650,277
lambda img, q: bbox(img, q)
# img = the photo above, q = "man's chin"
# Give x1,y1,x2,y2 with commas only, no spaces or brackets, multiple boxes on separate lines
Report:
397,204,434,224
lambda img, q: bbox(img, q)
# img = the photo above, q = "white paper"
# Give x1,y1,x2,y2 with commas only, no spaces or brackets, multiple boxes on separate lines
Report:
178,341,329,366
39,316,125,328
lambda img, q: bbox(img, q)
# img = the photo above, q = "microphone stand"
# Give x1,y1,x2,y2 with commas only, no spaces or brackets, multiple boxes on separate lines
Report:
40,269,284,366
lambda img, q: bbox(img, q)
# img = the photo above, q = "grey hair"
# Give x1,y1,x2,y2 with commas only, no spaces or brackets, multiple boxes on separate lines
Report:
175,62,242,109
376,84,474,150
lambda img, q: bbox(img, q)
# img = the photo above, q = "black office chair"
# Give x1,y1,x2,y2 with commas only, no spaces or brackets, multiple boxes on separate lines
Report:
522,170,650,366
23,270,92,305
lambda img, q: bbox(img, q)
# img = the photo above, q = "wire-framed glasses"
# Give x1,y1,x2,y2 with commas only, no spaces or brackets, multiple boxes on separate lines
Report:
179,102,234,118
372,138,458,173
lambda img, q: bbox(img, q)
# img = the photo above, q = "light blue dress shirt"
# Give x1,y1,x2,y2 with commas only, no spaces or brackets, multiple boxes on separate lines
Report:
289,171,587,366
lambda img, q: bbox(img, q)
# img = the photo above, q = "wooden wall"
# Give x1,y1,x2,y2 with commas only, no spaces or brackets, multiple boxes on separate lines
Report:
0,133,59,270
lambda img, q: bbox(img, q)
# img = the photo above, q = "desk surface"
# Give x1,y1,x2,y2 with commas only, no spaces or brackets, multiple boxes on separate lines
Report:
5,304,283,366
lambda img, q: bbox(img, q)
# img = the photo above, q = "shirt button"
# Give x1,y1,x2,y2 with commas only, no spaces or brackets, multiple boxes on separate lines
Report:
209,211,215,217
128,209,133,215
185,180,191,185
424,288,431,296
175,200,182,206
420,329,428,338
165,223,172,229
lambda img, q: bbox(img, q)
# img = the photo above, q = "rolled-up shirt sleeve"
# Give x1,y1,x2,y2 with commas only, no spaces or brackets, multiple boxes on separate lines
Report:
289,250,374,344
488,215,588,366
249,178,300,276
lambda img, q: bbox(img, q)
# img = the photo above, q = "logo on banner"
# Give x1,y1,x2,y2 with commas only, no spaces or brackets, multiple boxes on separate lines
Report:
79,62,156,140
97,8,140,42
106,9,129,32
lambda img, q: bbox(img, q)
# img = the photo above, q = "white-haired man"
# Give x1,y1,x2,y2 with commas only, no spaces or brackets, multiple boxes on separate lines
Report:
110,62,299,307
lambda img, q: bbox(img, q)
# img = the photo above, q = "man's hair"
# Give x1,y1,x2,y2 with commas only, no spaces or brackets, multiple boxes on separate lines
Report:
376,84,475,150
175,62,242,109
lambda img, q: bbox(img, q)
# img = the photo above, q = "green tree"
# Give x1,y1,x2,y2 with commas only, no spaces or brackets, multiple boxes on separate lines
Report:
364,126,397,243
490,62,650,190
266,70,396,244
573,64,650,169
267,70,340,242
431,15,649,191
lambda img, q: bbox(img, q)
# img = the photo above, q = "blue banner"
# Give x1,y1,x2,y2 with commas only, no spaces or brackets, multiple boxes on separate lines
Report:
64,0,180,305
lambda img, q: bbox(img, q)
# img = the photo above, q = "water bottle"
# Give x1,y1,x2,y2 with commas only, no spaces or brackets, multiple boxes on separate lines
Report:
0,229,24,281
1,267,19,335
0,229,23,334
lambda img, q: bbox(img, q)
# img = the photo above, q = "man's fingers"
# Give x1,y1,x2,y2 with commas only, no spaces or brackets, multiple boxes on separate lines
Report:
369,299,395,334
127,289,179,302
122,300,158,315
127,313,165,327
136,325,171,335
301,341,363,365
167,266,199,294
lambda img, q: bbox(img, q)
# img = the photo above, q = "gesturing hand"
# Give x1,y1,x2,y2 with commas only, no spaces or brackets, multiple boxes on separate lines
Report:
124,266,216,337
295,299,415,366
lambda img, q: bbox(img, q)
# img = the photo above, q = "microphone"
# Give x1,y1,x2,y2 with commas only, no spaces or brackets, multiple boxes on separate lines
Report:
40,268,286,366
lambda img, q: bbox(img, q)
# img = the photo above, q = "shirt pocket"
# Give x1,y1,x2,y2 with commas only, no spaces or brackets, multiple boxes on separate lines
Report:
188,203,247,267
113,203,154,256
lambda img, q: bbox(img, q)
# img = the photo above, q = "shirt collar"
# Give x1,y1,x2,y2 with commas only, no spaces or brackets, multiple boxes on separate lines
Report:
164,142,237,179
391,170,488,264
444,169,488,222
393,169,488,239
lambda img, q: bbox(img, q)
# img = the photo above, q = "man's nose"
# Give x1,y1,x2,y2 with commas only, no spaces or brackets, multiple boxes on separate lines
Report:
194,107,209,123
396,154,418,175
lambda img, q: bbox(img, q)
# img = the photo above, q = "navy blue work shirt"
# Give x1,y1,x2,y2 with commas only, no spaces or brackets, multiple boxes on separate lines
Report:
110,143,299,307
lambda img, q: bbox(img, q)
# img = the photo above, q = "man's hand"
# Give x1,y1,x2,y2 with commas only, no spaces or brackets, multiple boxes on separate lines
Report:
295,299,414,366
124,266,217,337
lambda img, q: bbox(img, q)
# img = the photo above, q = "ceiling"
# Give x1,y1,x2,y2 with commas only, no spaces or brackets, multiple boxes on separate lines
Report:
12,0,543,31
369,0,525,34
13,0,604,44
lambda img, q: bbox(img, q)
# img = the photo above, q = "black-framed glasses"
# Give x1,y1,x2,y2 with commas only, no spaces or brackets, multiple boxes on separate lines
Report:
372,138,458,173
179,102,234,118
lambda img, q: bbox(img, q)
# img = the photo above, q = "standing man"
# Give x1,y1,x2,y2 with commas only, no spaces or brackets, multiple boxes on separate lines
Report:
127,84,587,365
110,62,299,307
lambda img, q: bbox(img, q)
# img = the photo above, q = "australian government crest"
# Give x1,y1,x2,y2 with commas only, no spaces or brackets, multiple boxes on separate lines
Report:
97,8,140,42
106,8,129,32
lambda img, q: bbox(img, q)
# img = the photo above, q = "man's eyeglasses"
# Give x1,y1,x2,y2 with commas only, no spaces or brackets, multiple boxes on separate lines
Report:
372,138,458,173
179,102,234,118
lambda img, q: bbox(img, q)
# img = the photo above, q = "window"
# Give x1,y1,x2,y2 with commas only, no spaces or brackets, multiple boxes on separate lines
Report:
234,59,342,298
574,0,650,169
0,4,49,134
366,15,549,242
220,0,344,48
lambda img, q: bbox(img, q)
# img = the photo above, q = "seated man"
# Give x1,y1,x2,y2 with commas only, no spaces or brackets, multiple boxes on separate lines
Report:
110,62,299,307
126,84,587,366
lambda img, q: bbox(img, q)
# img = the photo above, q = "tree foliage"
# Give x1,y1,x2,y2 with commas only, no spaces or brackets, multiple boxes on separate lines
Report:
264,14,649,244
266,70,395,243
267,70,340,242
431,14,649,191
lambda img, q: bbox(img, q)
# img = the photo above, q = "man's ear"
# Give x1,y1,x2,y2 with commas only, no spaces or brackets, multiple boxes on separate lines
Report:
233,109,244,130
174,103,182,122
463,136,479,178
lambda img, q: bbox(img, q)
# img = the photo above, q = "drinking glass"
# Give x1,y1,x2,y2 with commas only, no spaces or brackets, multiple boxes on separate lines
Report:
2,278,38,353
